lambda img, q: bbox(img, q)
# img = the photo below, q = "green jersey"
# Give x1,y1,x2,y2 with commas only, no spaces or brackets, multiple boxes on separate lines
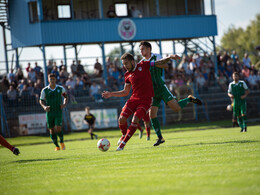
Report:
40,85,66,116
228,80,248,104
143,53,165,88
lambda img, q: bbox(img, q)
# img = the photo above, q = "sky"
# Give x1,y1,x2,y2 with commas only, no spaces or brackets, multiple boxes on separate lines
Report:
0,0,259,73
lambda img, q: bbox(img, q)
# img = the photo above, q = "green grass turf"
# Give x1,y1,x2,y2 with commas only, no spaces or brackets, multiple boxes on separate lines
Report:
0,124,260,195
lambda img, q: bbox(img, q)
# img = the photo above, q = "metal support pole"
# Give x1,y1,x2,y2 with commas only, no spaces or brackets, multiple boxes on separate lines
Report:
184,40,188,55
41,45,48,86
1,24,9,73
130,42,134,56
100,42,108,85
63,45,67,67
185,0,188,15
70,0,74,19
38,0,43,21
172,40,176,69
98,0,104,19
15,48,20,69
74,45,78,63
212,36,218,77
155,0,160,16
211,0,215,15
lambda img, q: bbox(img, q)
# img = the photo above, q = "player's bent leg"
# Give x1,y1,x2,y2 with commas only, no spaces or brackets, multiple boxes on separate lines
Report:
168,99,181,112
188,95,202,105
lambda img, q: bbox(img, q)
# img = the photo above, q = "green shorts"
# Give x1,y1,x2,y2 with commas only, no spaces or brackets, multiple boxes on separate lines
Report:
152,84,175,107
46,113,63,129
233,101,246,117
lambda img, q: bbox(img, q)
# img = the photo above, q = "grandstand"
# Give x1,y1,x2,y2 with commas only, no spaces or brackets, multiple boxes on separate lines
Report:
0,0,259,137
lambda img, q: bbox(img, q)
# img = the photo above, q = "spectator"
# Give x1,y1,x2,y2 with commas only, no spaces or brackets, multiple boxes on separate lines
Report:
130,6,142,18
230,50,238,63
59,60,65,71
33,81,42,104
225,60,233,81
47,60,53,74
26,63,31,73
0,76,9,93
247,71,258,90
7,85,17,107
107,5,117,18
19,84,31,105
222,51,230,65
15,67,24,81
242,66,250,79
7,69,16,84
194,53,202,67
201,52,209,64
51,65,60,81
17,79,26,92
217,72,228,92
27,68,36,83
76,76,84,90
196,73,208,92
27,80,34,96
242,53,251,68
70,60,77,75
34,62,42,79
77,60,86,76
89,82,102,102
94,58,103,77
82,73,91,89
59,65,69,85
65,75,77,104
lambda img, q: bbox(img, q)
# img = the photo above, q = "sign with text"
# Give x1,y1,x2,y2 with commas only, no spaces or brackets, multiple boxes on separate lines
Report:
18,114,47,135
70,108,118,131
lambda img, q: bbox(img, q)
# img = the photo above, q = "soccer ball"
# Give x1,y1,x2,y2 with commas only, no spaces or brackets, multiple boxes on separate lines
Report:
97,138,110,152
226,104,233,111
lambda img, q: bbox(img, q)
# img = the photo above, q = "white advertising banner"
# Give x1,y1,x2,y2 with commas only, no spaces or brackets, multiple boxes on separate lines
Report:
18,114,47,135
70,108,118,131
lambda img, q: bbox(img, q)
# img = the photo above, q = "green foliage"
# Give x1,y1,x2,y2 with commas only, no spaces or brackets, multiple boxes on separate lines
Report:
220,14,260,64
1,124,260,194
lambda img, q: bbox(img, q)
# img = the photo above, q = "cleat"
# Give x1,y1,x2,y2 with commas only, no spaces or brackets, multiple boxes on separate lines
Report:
116,147,124,151
60,143,65,150
55,147,60,151
12,147,20,155
117,136,125,146
95,134,98,139
244,127,247,132
147,136,150,141
153,138,165,146
139,130,143,139
188,95,202,105
240,128,244,132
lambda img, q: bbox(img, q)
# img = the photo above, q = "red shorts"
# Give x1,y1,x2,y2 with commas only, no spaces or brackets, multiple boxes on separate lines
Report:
120,98,152,120
142,112,150,122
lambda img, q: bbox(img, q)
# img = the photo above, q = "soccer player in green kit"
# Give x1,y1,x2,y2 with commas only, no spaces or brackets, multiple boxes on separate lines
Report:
228,72,249,132
139,41,202,146
40,73,68,151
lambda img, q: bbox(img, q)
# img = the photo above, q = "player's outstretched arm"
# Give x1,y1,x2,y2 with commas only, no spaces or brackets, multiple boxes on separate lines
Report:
154,54,180,67
102,83,131,98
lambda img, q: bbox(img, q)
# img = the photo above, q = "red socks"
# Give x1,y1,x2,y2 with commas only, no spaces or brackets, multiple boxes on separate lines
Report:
119,123,138,148
0,135,14,151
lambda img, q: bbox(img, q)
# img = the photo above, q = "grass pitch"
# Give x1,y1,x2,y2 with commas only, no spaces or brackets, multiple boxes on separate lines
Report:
0,123,260,195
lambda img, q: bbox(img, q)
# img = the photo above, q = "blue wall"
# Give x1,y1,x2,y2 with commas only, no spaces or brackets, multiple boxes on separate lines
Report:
9,0,42,48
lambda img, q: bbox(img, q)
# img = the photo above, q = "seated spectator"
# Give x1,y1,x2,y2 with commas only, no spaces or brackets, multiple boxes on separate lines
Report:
130,6,142,18
94,58,103,77
7,85,17,107
218,61,225,74
201,52,209,64
27,80,34,96
59,66,69,85
225,60,233,81
65,76,77,104
76,76,84,90
230,50,238,63
51,65,60,81
89,82,102,102
247,71,259,90
19,84,31,105
242,53,251,68
174,74,187,95
242,66,250,79
82,73,91,89
17,79,26,92
47,60,53,74
27,67,37,83
222,51,230,64
15,67,24,81
217,72,228,92
107,5,117,18
196,73,208,92
33,80,43,104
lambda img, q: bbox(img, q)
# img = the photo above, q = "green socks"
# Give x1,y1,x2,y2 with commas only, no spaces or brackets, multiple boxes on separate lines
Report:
50,133,59,147
151,118,162,138
237,117,243,129
178,98,191,109
57,131,64,143
242,115,247,128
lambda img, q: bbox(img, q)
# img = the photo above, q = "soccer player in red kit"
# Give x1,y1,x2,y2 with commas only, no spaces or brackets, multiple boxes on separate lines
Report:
102,53,180,151
0,135,20,155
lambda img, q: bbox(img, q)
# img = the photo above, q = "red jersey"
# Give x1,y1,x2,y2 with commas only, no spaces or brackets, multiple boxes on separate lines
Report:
124,61,154,100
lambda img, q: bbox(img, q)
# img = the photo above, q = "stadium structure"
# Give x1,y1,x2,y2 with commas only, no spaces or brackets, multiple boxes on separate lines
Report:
0,0,259,137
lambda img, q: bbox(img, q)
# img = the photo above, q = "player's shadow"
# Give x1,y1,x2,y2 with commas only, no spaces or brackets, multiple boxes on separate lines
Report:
13,158,65,163
174,140,259,147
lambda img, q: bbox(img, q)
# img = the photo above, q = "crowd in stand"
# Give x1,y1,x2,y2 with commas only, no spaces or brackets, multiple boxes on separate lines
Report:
0,50,259,107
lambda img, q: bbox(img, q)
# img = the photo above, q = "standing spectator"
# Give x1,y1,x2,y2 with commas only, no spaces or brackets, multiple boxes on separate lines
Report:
70,60,77,75
225,60,233,81
47,60,53,74
77,60,86,76
196,73,208,92
217,72,228,92
194,53,202,67
7,69,16,84
107,5,117,18
94,58,103,77
82,73,91,89
26,62,31,73
15,67,24,81
242,53,252,68
59,60,65,71
230,50,238,63
34,62,42,79
59,66,69,85
222,51,230,65
27,68,37,83
33,80,43,103
66,75,77,104
7,85,17,106
0,76,9,94
51,65,60,81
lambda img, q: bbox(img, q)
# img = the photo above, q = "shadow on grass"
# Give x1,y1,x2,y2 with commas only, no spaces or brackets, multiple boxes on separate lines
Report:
14,158,65,163
174,140,260,147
